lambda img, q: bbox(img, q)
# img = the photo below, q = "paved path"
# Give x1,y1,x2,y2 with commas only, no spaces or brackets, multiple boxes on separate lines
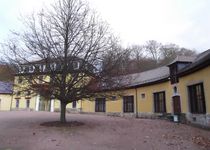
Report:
0,111,209,150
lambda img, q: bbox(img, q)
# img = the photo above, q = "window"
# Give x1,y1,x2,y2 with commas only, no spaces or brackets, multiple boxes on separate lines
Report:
38,76,44,83
43,65,46,72
24,66,29,73
16,91,21,97
154,92,166,113
29,66,34,72
169,64,179,84
111,96,117,100
18,77,23,84
73,61,80,70
35,65,40,72
25,91,31,96
56,63,62,71
19,66,24,73
16,99,19,108
141,93,145,99
173,86,178,94
50,63,56,70
26,99,30,108
95,98,106,112
123,96,134,113
72,101,77,108
188,83,206,114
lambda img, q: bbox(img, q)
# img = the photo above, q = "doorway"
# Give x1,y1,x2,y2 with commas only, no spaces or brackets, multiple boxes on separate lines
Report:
172,96,181,114
39,97,50,111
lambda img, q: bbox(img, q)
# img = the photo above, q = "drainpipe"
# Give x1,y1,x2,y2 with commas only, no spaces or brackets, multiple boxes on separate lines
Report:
80,100,82,113
135,88,138,118
10,93,13,111
10,84,14,111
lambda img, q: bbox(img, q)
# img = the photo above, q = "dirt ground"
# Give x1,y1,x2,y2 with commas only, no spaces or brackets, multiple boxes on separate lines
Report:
0,111,210,150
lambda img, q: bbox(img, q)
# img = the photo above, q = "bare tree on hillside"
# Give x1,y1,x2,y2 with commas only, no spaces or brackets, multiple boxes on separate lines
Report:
102,44,131,76
160,43,180,65
121,42,197,73
2,0,121,123
160,44,197,65
144,40,162,64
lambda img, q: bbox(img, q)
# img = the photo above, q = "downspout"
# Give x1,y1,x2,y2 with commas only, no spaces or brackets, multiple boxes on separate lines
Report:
80,100,82,113
135,88,138,118
10,85,14,111
10,94,13,111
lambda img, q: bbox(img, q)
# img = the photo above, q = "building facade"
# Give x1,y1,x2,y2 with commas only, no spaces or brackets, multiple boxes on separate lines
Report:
80,49,210,127
0,81,13,111
2,49,210,127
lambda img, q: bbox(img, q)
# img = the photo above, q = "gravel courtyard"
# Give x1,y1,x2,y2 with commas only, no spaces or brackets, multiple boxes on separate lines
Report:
0,111,210,150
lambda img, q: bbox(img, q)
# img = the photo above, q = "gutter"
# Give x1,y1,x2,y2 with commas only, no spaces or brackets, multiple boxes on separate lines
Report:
94,77,170,93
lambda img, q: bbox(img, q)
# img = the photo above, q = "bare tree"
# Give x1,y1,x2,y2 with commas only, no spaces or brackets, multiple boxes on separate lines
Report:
3,0,118,123
144,40,162,64
160,44,197,65
160,43,180,65
118,42,197,73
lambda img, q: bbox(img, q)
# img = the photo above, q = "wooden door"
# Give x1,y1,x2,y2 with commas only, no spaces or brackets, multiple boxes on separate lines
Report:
173,96,181,114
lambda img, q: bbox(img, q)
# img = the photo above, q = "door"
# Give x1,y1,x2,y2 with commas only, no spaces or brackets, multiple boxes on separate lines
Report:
173,96,181,114
39,97,50,111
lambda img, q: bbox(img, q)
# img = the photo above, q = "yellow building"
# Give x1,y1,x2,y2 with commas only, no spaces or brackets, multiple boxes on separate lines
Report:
12,60,83,113
12,75,82,112
81,49,210,127
10,49,210,127
0,81,13,111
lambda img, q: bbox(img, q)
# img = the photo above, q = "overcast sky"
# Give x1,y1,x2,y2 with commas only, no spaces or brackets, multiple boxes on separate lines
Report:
0,0,210,52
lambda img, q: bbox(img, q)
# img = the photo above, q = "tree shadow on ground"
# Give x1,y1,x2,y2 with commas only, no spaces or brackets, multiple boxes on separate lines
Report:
40,121,85,128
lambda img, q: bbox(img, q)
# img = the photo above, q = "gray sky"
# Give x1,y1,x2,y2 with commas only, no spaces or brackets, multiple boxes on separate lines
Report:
0,0,210,52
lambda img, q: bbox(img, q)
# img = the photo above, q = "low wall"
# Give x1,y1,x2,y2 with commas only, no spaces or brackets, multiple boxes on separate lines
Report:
186,113,210,128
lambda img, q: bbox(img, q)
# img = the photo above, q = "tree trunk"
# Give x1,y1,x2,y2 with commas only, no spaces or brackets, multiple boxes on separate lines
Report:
60,102,67,123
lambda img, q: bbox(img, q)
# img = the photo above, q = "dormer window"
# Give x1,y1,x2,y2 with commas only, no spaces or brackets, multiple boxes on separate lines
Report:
38,75,44,83
50,63,56,70
168,56,195,84
24,66,29,73
39,65,43,72
34,65,40,72
19,66,24,73
55,62,61,71
29,66,34,73
73,61,80,70
43,65,46,72
169,64,179,84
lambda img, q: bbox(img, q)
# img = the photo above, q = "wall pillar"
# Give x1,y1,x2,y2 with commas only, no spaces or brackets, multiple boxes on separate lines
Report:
35,94,40,111
50,99,54,112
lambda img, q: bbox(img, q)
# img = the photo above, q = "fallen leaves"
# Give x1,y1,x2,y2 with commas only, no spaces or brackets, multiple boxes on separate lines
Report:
192,136,210,149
